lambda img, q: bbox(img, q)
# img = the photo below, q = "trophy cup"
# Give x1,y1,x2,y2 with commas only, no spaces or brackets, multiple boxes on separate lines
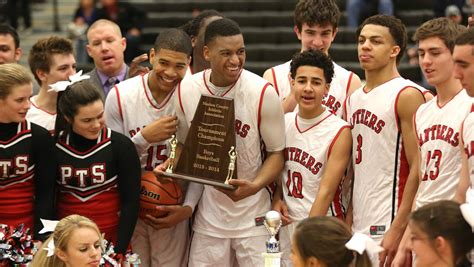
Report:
263,210,282,267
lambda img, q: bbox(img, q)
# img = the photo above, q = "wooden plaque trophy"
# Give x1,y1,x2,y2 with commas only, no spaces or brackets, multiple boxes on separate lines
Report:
163,95,237,190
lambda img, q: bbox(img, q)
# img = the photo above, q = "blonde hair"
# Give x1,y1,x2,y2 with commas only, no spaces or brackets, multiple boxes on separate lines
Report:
31,215,102,267
0,63,32,99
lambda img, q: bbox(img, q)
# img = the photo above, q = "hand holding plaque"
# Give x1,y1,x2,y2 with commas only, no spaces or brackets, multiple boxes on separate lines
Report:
162,95,238,189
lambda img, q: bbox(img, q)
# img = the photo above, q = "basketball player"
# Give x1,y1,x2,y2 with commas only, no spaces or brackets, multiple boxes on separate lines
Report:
53,78,140,254
182,10,223,75
271,49,352,265
155,18,285,266
0,63,56,238
263,0,361,115
392,19,469,267
104,29,192,266
345,15,426,266
455,29,474,203
26,36,76,132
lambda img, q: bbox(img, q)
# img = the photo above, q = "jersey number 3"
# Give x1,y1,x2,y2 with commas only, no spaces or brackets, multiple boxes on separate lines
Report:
355,134,363,164
286,170,303,199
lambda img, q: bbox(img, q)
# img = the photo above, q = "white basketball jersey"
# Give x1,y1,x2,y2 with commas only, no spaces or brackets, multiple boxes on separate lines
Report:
26,96,56,132
111,73,175,171
347,77,422,239
462,104,474,190
415,90,471,208
269,61,354,117
282,109,349,221
177,69,279,238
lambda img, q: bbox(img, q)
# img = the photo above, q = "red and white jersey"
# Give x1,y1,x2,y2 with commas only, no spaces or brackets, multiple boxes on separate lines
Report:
177,69,285,238
106,73,175,171
346,77,423,239
269,61,354,117
404,78,434,100
462,104,474,191
26,96,56,132
415,90,471,208
282,109,349,221
0,121,35,229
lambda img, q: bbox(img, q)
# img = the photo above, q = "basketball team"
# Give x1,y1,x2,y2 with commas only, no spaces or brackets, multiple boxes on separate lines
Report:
1,0,474,266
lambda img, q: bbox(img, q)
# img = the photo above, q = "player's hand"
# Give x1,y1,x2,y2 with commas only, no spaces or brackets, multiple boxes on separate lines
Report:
271,197,292,226
129,53,150,77
153,160,174,184
216,179,259,202
379,227,403,267
141,115,178,143
391,249,411,267
144,205,192,229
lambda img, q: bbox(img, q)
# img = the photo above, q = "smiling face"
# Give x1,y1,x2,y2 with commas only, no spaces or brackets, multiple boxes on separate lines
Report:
38,53,76,88
292,65,329,119
69,100,105,140
357,24,399,71
56,227,102,267
204,34,245,87
148,48,190,94
87,23,126,77
407,222,447,267
0,83,32,123
418,36,455,87
295,23,337,55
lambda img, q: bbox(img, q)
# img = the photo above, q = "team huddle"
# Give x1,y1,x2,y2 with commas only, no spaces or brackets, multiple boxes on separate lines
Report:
0,0,474,266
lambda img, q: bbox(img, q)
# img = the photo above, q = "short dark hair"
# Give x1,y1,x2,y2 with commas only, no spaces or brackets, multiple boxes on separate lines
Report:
154,28,192,56
357,15,407,64
185,10,223,38
413,17,466,53
28,36,74,84
0,24,19,48
455,28,474,46
204,18,241,46
294,0,340,32
55,79,102,139
290,49,334,83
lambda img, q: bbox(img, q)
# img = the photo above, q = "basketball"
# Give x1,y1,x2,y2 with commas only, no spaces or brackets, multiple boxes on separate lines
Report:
139,171,183,219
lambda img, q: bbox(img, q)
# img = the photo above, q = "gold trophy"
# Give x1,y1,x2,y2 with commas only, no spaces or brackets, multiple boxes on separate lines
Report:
225,146,237,184
166,135,177,173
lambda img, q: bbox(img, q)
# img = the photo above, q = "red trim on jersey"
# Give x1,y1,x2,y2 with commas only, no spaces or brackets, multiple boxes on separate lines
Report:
423,90,434,97
203,69,240,97
58,128,111,155
471,103,474,112
345,72,354,94
332,184,344,219
142,74,174,110
394,86,423,132
270,68,279,96
0,128,31,145
258,83,271,130
436,88,463,109
327,125,351,160
295,112,332,134
30,98,56,115
362,77,400,94
460,120,466,148
177,81,185,115
413,108,421,146
114,86,123,122
397,143,409,208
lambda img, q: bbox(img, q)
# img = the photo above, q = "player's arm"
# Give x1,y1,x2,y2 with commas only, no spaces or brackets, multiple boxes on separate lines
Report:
113,132,141,254
455,127,470,203
346,73,362,97
263,68,297,113
31,124,57,240
309,126,352,217
379,87,424,267
223,85,286,201
271,177,292,225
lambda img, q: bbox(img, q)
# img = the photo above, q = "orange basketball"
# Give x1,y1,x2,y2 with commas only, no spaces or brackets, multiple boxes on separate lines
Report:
139,171,183,219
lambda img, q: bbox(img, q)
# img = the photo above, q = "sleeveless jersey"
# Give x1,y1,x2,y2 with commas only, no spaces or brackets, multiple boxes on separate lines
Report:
178,69,280,238
56,128,119,238
111,73,175,171
462,104,474,191
415,90,471,208
0,121,35,229
346,77,422,239
26,96,56,132
269,61,354,117
282,109,349,221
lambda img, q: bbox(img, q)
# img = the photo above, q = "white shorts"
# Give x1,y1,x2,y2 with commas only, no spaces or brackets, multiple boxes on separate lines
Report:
131,218,190,267
188,232,268,267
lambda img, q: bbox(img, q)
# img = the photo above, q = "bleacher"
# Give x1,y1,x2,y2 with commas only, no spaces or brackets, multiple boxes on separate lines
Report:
134,0,435,82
